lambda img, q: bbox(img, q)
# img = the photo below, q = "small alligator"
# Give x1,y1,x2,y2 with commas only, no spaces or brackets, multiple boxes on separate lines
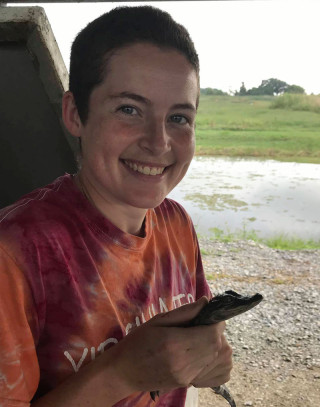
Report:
150,290,263,406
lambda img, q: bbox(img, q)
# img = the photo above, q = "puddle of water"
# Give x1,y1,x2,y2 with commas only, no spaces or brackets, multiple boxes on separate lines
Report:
168,157,320,239
183,193,248,212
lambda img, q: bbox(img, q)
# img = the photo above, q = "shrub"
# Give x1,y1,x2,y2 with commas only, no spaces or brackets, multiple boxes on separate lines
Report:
270,94,320,113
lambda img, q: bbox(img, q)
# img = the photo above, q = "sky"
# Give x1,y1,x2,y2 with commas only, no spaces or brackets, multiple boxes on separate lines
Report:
18,1,320,95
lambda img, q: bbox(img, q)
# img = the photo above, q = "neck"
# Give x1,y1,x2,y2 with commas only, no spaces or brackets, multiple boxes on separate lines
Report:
74,173,147,236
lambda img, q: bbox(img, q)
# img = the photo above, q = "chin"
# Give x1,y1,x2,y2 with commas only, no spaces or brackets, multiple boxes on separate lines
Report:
128,195,166,210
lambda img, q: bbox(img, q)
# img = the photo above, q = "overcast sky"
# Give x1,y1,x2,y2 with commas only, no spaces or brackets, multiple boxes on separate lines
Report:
20,1,320,94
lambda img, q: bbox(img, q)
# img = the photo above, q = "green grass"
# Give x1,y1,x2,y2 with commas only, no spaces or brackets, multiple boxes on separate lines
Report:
200,248,209,256
270,93,320,114
195,95,320,163
263,235,320,250
206,227,320,250
209,226,261,243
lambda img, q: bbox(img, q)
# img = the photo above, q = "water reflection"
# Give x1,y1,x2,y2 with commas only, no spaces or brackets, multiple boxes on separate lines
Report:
168,157,320,239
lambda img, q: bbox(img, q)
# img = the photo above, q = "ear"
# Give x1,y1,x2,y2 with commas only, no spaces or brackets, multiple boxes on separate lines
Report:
62,91,83,138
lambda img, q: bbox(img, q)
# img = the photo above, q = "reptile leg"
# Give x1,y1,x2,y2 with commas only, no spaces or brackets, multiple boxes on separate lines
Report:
151,385,236,406
150,390,159,401
212,385,236,407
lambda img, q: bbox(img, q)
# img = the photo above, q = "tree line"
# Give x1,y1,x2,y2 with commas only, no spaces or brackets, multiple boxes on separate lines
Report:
201,78,305,97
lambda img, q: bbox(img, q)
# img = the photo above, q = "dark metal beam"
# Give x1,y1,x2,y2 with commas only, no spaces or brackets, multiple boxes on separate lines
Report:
2,0,229,3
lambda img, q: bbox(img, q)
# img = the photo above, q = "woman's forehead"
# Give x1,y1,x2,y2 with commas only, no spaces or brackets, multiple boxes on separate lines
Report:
96,43,199,104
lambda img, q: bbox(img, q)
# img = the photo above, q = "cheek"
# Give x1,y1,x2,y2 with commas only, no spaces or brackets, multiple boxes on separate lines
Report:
85,120,139,155
177,133,195,162
189,137,196,156
101,119,143,146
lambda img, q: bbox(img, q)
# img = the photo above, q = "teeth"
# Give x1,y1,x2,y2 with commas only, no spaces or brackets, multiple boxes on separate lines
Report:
124,160,165,176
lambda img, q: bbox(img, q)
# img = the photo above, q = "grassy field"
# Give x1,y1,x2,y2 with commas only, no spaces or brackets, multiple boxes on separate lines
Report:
206,228,320,250
195,95,320,163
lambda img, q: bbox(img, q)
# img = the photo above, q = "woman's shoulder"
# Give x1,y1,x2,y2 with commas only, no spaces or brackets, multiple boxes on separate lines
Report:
0,175,75,238
157,197,191,220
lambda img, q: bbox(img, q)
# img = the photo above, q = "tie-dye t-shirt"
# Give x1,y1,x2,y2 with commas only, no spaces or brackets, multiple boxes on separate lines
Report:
0,174,210,407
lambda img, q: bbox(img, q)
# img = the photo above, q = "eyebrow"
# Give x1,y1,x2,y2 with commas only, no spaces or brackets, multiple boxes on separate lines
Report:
171,103,197,112
108,92,197,112
108,92,151,105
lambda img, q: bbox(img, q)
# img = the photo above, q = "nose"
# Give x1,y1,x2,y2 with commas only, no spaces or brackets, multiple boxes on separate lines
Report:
139,117,171,155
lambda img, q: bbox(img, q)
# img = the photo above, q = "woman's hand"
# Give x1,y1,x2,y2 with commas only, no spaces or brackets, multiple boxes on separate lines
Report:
110,297,233,395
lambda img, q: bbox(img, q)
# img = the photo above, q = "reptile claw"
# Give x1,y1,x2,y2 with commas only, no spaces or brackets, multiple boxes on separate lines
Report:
150,390,159,401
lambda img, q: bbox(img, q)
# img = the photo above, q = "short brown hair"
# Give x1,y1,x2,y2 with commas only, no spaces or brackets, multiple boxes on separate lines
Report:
69,6,199,124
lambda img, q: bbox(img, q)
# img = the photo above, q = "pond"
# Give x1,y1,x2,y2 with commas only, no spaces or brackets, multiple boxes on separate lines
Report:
168,157,320,240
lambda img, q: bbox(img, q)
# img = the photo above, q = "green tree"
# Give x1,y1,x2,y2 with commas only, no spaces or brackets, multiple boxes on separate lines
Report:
246,87,261,96
285,84,305,94
259,78,288,95
238,82,247,96
200,88,228,96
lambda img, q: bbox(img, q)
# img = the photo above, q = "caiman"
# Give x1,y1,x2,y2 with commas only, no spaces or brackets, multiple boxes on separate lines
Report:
150,290,264,407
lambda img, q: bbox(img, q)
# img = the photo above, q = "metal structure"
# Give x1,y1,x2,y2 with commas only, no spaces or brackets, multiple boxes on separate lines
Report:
0,7,78,207
3,0,218,3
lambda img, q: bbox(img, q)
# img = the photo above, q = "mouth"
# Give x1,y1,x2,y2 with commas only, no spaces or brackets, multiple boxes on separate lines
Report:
122,159,168,176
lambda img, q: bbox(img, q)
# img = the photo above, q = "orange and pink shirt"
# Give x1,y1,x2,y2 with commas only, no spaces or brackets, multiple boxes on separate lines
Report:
0,174,210,407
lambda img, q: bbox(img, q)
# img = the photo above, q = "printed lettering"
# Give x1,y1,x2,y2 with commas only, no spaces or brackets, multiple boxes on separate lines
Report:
159,297,169,313
173,293,186,308
126,323,133,335
135,316,141,327
64,348,88,372
63,292,195,374
148,303,156,319
188,293,195,303
97,338,118,353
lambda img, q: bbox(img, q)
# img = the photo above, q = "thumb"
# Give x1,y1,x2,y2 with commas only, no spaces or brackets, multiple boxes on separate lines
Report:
148,296,209,328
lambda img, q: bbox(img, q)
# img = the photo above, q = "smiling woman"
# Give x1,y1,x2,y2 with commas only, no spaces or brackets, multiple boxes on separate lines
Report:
63,42,199,234
0,5,233,407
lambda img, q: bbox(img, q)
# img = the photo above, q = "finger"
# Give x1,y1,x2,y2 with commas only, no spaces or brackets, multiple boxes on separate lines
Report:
196,353,233,382
192,352,233,387
210,321,226,337
190,334,233,386
192,370,232,388
148,296,209,327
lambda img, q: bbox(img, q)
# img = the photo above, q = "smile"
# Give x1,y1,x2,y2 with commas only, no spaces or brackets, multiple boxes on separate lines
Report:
123,160,166,176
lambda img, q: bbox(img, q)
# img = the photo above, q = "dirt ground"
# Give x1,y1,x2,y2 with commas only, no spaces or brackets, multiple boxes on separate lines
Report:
199,363,320,407
197,238,320,407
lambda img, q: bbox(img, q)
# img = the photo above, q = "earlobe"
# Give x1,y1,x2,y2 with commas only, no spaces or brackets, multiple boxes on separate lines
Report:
62,91,82,138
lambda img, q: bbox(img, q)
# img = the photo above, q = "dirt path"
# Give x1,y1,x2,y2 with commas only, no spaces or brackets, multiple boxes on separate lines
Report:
197,238,320,407
199,364,319,407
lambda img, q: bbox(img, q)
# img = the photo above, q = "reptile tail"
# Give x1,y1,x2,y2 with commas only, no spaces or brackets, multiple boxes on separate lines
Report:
212,384,236,407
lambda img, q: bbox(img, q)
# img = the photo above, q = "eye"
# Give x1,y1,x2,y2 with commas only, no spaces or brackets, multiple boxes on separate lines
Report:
170,115,188,125
118,106,138,115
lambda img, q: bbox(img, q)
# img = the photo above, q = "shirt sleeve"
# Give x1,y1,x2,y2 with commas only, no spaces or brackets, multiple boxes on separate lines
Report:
193,232,213,300
174,198,213,301
0,246,40,406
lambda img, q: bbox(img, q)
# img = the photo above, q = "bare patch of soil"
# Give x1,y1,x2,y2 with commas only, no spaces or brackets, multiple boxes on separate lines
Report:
198,239,320,407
